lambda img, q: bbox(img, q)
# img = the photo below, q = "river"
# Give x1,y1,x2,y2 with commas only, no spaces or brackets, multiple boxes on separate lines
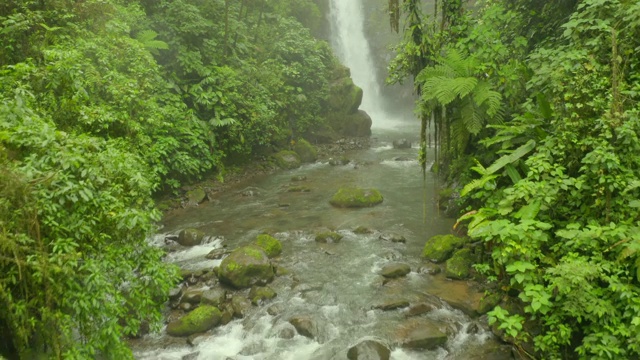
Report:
132,0,511,358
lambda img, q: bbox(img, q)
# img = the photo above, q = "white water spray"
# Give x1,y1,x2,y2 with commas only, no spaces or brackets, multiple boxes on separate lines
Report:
329,0,394,128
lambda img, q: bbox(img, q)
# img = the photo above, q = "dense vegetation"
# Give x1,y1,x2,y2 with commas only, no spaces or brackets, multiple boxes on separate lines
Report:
391,0,640,358
0,0,343,358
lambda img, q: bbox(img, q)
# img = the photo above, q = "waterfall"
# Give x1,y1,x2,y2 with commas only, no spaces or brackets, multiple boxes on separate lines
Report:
329,0,393,128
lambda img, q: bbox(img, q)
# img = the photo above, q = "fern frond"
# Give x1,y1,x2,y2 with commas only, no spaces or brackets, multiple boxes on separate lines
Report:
461,101,484,135
452,77,478,99
416,64,456,82
423,76,457,105
135,30,169,51
450,118,470,156
460,174,498,197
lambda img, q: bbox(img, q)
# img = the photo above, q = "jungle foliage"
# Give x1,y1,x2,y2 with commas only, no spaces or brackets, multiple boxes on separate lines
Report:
0,0,338,358
390,0,640,358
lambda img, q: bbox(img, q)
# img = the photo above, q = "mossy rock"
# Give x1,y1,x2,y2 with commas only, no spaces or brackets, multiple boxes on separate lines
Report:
186,187,206,205
478,293,502,315
293,138,318,163
329,188,383,208
177,228,205,246
248,286,277,305
287,185,311,193
218,245,275,289
328,76,363,114
315,231,343,243
353,226,372,234
421,234,468,263
273,150,301,170
343,110,372,137
445,248,475,280
166,305,222,337
253,234,282,258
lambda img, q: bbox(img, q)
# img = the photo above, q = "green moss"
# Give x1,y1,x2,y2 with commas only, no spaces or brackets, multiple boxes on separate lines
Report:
329,187,383,208
166,305,222,337
273,150,301,170
293,138,318,163
422,234,468,263
254,234,282,257
445,248,475,279
186,187,206,204
225,260,239,272
249,286,277,305
244,245,267,260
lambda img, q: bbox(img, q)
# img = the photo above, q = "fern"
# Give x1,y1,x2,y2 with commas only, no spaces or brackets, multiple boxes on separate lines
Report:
135,30,169,54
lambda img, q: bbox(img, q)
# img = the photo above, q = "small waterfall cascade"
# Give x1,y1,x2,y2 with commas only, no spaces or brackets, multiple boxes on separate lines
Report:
329,0,393,128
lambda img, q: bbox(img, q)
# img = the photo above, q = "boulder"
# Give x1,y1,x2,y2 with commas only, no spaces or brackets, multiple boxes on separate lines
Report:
186,187,206,205
397,320,448,350
230,295,252,318
347,338,391,360
177,228,205,247
406,302,437,317
353,226,373,234
200,288,227,308
343,110,373,137
424,278,484,318
445,248,474,279
373,300,410,311
289,315,318,339
182,288,204,304
327,74,363,114
218,246,275,289
248,286,277,305
253,234,282,258
315,231,343,243
330,188,383,208
421,234,467,263
392,139,412,149
273,150,301,170
293,138,318,163
166,305,222,337
380,263,411,279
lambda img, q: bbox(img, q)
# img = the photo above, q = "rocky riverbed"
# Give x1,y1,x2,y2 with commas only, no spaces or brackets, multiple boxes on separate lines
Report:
133,132,516,360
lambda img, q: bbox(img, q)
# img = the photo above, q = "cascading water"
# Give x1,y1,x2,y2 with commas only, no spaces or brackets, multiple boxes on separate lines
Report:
329,0,393,128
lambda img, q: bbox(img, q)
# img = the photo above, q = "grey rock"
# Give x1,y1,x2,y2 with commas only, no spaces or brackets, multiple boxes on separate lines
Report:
380,263,411,278
347,338,391,360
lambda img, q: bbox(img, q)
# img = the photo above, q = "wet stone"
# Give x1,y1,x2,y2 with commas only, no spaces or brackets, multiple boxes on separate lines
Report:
373,300,410,311
168,286,183,302
200,288,226,307
406,302,437,317
347,338,391,360
380,263,411,278
289,315,317,339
